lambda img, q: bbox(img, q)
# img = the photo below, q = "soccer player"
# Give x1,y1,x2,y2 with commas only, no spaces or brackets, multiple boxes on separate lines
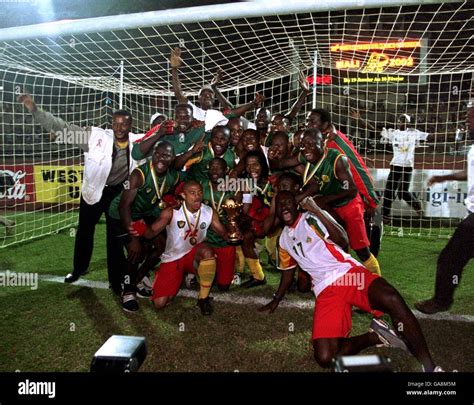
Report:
239,151,273,288
109,141,182,312
415,102,474,314
132,103,206,161
170,47,263,132
202,158,238,291
129,181,232,315
261,192,442,372
269,172,312,293
274,129,381,275
267,131,292,175
306,108,382,256
230,129,269,178
18,91,141,293
227,117,246,163
380,114,432,221
255,107,271,146
306,108,379,218
179,125,235,183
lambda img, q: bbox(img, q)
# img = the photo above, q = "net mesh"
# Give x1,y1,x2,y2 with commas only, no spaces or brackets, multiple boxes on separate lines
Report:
0,0,473,246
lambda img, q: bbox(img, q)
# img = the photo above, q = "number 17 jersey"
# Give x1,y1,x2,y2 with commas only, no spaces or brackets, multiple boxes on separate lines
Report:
277,211,361,296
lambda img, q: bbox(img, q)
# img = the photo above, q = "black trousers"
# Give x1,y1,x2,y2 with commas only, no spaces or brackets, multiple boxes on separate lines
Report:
73,185,127,290
382,165,421,217
433,212,474,306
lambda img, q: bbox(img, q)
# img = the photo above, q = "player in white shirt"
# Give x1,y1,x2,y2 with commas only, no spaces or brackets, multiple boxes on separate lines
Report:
129,181,232,315
170,48,263,132
260,192,441,372
380,114,431,221
416,99,474,315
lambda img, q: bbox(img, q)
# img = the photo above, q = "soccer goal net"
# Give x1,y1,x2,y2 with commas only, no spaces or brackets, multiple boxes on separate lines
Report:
0,0,472,247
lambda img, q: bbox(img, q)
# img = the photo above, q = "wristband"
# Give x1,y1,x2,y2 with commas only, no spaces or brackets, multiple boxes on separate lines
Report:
242,193,253,204
130,219,146,237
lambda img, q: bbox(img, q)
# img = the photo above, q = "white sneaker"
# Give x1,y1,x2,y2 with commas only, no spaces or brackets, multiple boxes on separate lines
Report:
185,274,198,290
136,281,152,298
141,275,153,290
369,318,410,353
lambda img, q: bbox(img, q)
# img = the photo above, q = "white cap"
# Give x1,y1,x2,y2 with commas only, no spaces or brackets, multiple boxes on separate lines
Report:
150,112,167,125
398,114,411,123
198,85,214,96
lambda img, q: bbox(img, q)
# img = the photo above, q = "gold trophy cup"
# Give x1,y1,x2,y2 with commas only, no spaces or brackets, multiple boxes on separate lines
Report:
221,197,243,245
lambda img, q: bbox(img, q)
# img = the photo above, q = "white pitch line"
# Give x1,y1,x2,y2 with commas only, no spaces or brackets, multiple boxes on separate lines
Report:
33,274,474,323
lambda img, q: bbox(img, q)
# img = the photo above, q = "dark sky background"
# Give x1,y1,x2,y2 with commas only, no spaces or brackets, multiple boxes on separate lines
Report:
0,0,240,29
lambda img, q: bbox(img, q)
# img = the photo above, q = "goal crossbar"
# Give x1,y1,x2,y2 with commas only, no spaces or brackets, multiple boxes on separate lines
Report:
0,0,462,42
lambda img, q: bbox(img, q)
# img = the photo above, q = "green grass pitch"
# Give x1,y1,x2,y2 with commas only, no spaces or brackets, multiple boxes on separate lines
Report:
0,222,473,372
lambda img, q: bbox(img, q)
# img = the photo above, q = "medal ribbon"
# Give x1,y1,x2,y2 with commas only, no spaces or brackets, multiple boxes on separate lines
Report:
183,203,202,241
209,181,226,213
255,181,270,196
302,148,328,187
150,160,167,203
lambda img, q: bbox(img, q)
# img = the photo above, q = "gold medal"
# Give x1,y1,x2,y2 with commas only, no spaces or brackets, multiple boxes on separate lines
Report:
150,161,167,206
302,148,328,187
183,203,202,246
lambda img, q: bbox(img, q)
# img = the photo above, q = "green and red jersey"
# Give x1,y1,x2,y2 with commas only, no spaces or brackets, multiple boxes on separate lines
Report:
326,129,379,209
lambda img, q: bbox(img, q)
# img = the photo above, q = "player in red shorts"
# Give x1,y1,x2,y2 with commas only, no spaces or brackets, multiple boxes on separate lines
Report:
129,181,232,315
201,157,237,291
272,128,381,275
260,192,442,372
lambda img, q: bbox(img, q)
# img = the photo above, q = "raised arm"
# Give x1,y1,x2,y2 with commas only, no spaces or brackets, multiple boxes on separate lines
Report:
380,127,392,144
211,69,233,110
295,177,319,204
170,47,188,104
229,93,265,118
131,120,170,160
262,195,279,234
300,196,349,250
285,71,310,123
428,169,468,186
18,91,89,152
174,138,206,170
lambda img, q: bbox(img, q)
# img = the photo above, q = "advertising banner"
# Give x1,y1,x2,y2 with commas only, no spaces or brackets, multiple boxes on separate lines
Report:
0,165,35,206
33,165,84,203
371,168,468,218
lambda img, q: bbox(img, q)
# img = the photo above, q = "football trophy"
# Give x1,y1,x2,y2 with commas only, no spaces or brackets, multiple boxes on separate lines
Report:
221,197,243,245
